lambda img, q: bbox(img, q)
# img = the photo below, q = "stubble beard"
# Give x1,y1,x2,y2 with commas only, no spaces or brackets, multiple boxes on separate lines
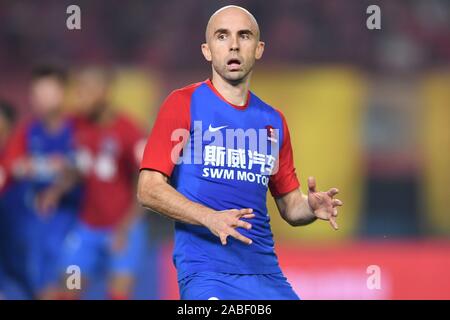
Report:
213,61,254,86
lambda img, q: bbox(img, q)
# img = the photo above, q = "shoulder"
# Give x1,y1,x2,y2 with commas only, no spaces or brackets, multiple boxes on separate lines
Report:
14,119,35,136
114,113,141,132
68,114,88,129
61,116,78,131
164,81,204,105
172,81,204,96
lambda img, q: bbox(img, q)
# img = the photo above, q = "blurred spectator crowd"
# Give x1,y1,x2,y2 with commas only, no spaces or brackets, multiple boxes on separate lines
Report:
0,0,448,74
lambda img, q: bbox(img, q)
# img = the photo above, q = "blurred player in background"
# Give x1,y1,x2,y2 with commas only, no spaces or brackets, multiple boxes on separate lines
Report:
0,67,81,299
58,67,146,300
0,99,19,298
0,101,16,156
137,6,343,299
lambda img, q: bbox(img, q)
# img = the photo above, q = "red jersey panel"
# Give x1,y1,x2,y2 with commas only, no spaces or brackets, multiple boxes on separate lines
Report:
74,113,143,228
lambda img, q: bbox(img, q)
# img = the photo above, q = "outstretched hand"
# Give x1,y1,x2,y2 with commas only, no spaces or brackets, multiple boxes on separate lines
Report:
307,176,343,230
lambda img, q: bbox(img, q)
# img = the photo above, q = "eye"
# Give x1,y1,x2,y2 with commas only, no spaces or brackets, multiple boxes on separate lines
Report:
217,33,227,40
241,33,250,40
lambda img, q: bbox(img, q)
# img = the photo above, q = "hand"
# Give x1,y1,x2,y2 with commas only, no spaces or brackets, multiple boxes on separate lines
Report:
307,176,343,230
12,158,34,178
48,155,70,175
35,187,62,217
203,208,255,245
111,227,128,253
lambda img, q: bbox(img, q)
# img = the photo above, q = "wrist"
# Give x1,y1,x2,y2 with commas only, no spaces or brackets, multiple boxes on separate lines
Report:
304,194,318,221
48,185,65,199
308,203,317,219
200,209,216,228
304,194,314,213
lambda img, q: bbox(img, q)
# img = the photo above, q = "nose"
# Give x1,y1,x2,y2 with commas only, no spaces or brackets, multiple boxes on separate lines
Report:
230,35,239,52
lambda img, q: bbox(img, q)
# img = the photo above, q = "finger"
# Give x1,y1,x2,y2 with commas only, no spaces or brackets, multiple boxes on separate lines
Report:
329,216,339,230
332,199,343,207
219,233,228,245
236,208,253,217
229,229,252,245
241,213,256,219
314,209,328,220
332,208,338,217
307,176,317,193
327,188,339,198
236,220,252,230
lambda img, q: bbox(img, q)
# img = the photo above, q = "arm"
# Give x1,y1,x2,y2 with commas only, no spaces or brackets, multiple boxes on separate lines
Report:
275,176,343,230
111,179,143,252
35,157,81,215
111,128,149,251
269,111,343,230
137,169,215,225
137,169,255,245
275,188,316,227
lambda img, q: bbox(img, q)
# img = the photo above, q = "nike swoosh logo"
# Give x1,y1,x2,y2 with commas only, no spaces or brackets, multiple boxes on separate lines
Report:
208,124,228,132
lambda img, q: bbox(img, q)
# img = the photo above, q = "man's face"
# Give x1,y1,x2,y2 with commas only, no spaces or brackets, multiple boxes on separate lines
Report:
74,71,109,116
202,8,264,83
30,77,65,117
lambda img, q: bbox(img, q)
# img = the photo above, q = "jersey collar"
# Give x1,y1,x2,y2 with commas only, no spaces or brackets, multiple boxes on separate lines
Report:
204,79,250,110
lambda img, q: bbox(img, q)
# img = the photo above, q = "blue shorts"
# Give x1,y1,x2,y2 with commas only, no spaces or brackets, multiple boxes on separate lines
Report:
28,208,77,292
178,271,300,300
61,218,147,278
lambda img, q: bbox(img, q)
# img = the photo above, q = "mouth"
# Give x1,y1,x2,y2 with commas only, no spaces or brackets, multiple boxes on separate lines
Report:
227,58,242,70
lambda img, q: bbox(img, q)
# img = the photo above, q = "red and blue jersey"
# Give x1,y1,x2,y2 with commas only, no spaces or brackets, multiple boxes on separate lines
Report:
140,79,300,280
1,119,80,212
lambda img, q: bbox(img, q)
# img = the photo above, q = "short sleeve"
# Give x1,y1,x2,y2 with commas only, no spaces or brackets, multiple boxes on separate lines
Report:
140,88,193,177
268,110,300,197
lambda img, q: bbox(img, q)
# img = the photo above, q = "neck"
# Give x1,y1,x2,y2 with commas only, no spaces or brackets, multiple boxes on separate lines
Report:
43,111,64,133
210,70,251,107
88,104,114,125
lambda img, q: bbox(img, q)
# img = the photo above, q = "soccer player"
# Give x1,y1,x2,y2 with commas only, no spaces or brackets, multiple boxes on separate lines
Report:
0,99,17,193
0,99,19,298
137,6,343,300
0,67,80,299
59,67,147,300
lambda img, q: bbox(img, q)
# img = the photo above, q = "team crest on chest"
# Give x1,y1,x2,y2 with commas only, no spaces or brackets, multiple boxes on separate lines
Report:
265,125,278,143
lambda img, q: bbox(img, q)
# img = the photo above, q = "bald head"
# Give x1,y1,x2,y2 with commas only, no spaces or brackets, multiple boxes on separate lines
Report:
205,5,260,43
201,5,264,84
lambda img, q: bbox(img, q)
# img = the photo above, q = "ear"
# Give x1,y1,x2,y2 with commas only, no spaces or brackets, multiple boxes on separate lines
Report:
255,41,265,60
201,43,212,62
